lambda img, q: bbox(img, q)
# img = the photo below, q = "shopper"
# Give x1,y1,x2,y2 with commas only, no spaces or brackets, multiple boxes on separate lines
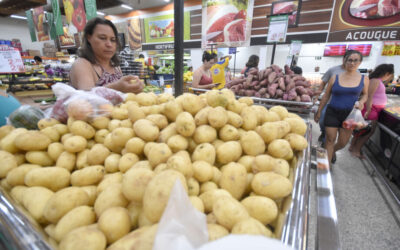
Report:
34,56,42,65
290,60,303,75
242,55,259,77
314,50,369,164
349,64,394,158
211,55,231,89
69,18,143,93
192,51,218,89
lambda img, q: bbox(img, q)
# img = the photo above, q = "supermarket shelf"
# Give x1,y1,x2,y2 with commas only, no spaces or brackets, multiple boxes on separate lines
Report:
14,90,53,97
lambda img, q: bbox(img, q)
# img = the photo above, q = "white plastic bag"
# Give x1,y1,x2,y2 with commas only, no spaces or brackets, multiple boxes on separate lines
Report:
343,108,368,130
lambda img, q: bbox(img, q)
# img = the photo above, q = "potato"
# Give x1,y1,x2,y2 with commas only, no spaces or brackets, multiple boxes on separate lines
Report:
167,134,188,153
14,131,51,151
145,114,168,130
252,154,277,173
187,177,200,196
251,172,292,200
44,187,89,223
98,207,130,244
122,168,155,202
267,139,293,160
41,126,60,142
166,154,193,179
226,111,243,129
63,135,87,153
213,196,249,230
103,153,120,173
6,164,40,187
163,101,183,122
81,186,97,206
182,93,204,115
219,162,247,200
108,119,123,131
127,202,141,229
85,144,110,166
70,120,95,139
143,170,187,223
194,107,211,126
75,149,89,169
71,165,105,186
59,225,107,250
90,116,110,130
94,184,128,217
187,138,198,153
199,189,232,213
10,186,28,204
0,128,27,153
216,141,242,164
192,125,217,144
231,217,272,237
38,118,60,130
14,153,25,165
45,224,56,239
22,187,54,224
54,206,96,242
104,133,123,153
56,151,76,171
134,119,159,142
61,133,73,144
218,124,239,142
191,143,215,165
238,97,253,106
138,211,154,227
125,137,145,155
107,224,158,250
189,196,204,212
241,196,278,225
146,143,172,167
237,155,255,173
257,122,279,144
118,153,140,173
111,107,128,120
270,105,289,120
175,112,196,137
284,117,307,135
0,125,14,140
25,167,70,191
211,167,222,184
206,212,218,224
192,160,214,183
227,100,245,114
157,93,174,104
208,106,228,129
48,142,64,161
207,224,229,241
240,131,265,156
1,179,11,191
200,181,218,194
111,127,134,148
97,172,123,195
241,106,258,131
0,150,18,178
136,92,157,106
253,105,269,125
284,133,308,151
132,160,152,171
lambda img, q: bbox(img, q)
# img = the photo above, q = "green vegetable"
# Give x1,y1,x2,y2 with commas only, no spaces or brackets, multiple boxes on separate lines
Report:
9,105,45,130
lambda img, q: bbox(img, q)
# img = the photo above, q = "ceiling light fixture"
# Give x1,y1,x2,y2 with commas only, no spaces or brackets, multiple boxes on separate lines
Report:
121,4,133,10
97,11,105,16
10,15,27,20
164,0,170,2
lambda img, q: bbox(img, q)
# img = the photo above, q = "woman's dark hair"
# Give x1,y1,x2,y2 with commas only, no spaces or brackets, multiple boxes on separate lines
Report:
34,56,42,62
246,55,259,68
202,51,216,62
369,64,394,79
343,49,363,62
78,17,120,66
139,54,145,59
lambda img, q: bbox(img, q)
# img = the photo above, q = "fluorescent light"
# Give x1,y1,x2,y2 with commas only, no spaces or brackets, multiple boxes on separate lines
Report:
97,11,105,16
121,4,133,10
164,0,170,2
11,15,27,20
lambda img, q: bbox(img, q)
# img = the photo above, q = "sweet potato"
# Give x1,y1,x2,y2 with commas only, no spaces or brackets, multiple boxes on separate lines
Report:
306,88,314,96
228,78,245,86
271,64,281,73
260,79,268,86
295,81,311,88
268,83,278,97
295,96,301,102
295,86,308,95
258,70,265,81
284,75,291,85
301,94,311,102
276,89,284,98
254,85,262,91
267,71,277,84
284,65,293,75
259,88,267,95
264,68,272,79
255,92,262,98
278,77,285,91
249,68,258,75
286,80,296,92
283,93,288,100
292,75,306,82
288,88,297,101
251,81,259,87
239,89,246,96
277,72,284,78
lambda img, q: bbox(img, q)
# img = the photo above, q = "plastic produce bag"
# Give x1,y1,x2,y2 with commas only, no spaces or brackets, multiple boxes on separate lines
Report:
48,83,122,123
342,108,368,130
8,105,45,130
153,181,293,250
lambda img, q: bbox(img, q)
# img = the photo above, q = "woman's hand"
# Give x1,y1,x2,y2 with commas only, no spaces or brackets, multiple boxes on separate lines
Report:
354,101,364,111
108,75,144,93
314,111,320,123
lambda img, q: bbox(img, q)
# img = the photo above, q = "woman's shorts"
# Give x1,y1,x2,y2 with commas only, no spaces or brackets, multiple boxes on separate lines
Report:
361,104,385,121
324,106,352,128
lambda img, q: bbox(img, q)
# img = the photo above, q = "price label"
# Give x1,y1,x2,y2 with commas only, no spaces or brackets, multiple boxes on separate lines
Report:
0,45,25,73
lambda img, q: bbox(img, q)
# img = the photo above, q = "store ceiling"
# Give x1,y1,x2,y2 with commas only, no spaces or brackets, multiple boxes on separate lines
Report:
102,0,172,15
0,0,47,17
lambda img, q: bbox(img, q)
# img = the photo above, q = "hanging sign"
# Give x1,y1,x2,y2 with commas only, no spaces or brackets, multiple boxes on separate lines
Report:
267,15,289,43
229,47,237,54
84,0,97,21
51,0,64,35
63,0,87,34
395,41,400,56
0,46,25,73
381,41,396,56
289,40,302,56
201,0,255,48
25,10,37,42
32,6,50,41
46,13,57,40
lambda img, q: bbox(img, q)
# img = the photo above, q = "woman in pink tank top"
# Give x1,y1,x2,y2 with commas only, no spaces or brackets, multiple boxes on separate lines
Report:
350,63,394,158
192,51,218,89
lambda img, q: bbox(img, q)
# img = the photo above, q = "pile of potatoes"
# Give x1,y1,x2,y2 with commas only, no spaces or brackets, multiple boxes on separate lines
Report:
0,88,308,250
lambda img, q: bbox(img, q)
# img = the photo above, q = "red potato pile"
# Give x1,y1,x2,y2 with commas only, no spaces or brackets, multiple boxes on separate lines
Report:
226,65,315,102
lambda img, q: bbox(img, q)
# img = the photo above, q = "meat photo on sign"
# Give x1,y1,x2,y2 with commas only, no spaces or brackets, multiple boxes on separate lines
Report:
349,0,400,19
271,0,302,27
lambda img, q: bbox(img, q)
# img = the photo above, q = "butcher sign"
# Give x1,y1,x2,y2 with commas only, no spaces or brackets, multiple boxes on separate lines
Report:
328,0,400,42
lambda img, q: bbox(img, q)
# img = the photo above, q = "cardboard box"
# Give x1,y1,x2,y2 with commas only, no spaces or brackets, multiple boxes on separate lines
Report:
43,42,55,48
27,50,41,57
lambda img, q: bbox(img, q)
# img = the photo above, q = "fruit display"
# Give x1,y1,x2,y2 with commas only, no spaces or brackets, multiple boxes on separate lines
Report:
143,85,162,93
183,71,193,82
226,64,315,102
156,66,174,75
0,89,309,250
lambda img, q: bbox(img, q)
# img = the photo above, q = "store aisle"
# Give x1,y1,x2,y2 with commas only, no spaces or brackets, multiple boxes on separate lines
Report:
308,121,400,250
